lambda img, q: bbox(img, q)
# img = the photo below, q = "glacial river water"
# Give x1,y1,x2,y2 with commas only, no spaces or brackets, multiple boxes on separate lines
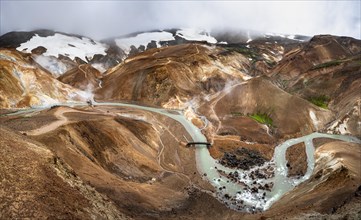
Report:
4,101,361,212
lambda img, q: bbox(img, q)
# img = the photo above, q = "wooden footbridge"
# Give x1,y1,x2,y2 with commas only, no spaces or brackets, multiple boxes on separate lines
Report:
186,142,212,148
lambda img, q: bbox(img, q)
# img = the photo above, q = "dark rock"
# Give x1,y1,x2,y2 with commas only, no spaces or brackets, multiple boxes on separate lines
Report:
31,46,47,55
219,147,267,170
355,185,361,197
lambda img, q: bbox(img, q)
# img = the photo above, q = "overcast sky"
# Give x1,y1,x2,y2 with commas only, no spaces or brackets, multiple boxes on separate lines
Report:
1,0,360,40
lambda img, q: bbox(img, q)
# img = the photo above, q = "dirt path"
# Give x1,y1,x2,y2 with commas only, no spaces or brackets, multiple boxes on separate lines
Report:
25,108,69,135
25,107,99,136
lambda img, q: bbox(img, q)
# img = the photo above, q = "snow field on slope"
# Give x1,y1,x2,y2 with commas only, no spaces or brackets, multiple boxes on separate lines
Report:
115,31,175,54
176,28,217,44
115,29,219,54
17,33,108,61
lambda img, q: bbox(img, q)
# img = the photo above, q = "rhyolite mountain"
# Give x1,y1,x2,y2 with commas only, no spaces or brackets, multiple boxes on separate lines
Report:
0,29,360,219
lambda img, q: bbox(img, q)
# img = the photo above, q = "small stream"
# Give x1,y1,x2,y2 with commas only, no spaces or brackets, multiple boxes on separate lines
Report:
3,102,361,212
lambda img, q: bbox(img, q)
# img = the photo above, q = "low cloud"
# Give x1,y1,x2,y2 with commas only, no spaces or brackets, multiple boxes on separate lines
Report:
1,1,360,40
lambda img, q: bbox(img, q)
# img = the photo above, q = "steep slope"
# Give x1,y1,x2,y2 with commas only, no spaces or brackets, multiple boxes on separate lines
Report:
270,35,361,137
270,35,360,80
0,126,126,219
0,49,91,108
211,77,332,137
96,43,251,107
58,64,102,91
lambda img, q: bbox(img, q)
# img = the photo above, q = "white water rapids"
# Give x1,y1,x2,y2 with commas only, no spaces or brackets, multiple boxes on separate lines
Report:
4,101,361,212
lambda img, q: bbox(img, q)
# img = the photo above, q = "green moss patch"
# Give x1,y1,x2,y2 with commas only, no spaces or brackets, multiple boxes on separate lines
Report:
309,95,330,109
249,112,273,127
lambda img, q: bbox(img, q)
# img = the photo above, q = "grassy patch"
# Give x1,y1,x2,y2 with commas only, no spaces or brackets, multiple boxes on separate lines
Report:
310,60,344,70
249,112,273,127
309,95,329,109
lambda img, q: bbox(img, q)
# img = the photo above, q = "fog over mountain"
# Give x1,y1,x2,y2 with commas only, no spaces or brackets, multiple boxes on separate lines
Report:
1,0,360,39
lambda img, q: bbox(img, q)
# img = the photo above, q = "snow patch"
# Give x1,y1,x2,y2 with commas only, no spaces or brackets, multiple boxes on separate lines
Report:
17,33,108,61
176,28,217,44
115,31,175,54
309,110,319,130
